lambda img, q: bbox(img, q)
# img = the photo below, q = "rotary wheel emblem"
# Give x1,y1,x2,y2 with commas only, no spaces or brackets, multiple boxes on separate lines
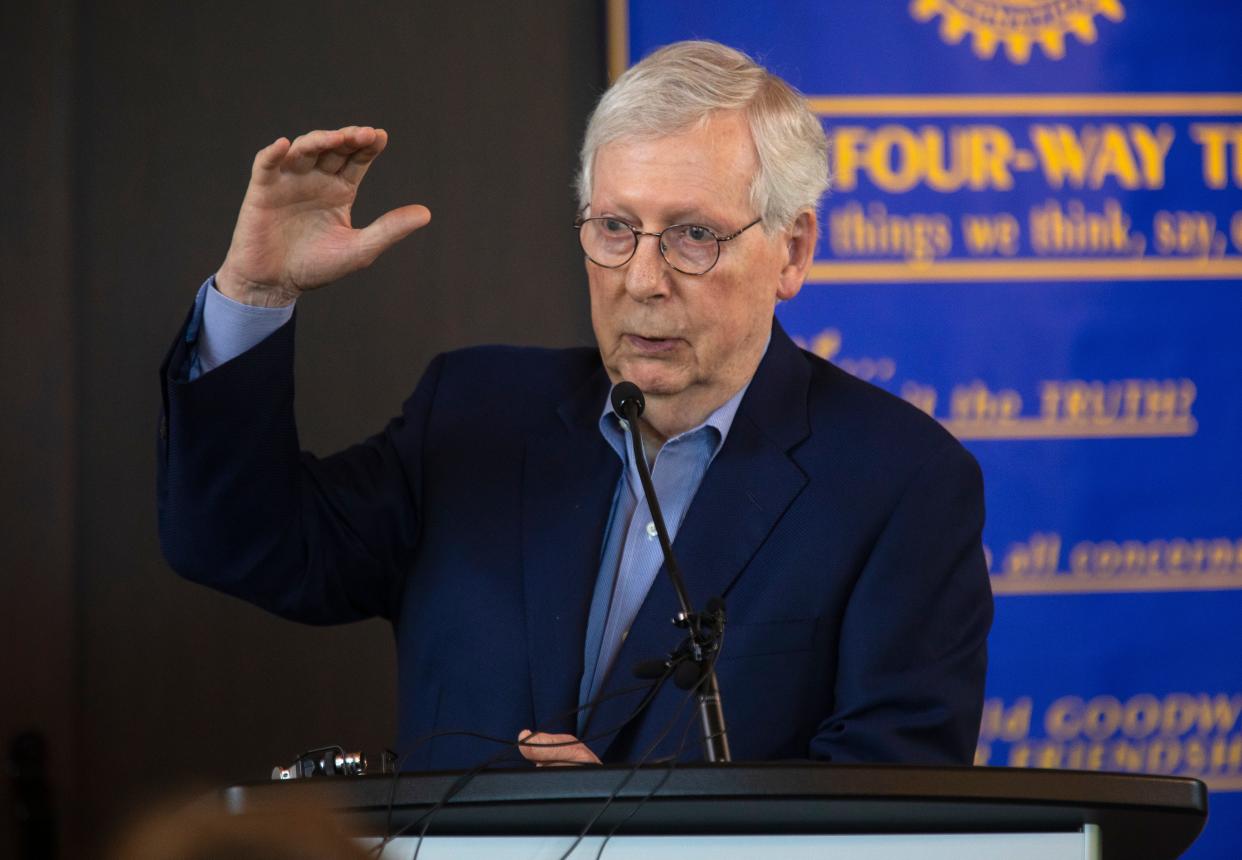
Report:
910,0,1125,63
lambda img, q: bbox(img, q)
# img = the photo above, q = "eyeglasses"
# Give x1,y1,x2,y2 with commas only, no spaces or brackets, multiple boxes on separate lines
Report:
574,215,763,276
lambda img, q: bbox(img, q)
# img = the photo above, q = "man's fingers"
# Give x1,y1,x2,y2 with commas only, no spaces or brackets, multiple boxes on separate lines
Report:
315,149,348,174
356,204,432,262
516,730,601,766
284,129,347,174
339,128,389,185
315,126,377,174
249,127,382,180
313,126,357,174
251,137,292,179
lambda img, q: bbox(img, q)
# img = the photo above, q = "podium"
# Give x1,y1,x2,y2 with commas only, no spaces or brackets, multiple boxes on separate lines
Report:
220,763,1206,859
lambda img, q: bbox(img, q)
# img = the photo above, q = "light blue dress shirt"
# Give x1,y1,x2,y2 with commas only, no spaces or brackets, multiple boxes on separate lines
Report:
186,275,759,739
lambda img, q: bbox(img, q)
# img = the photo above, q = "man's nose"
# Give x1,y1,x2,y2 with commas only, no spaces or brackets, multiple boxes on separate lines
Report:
624,233,672,301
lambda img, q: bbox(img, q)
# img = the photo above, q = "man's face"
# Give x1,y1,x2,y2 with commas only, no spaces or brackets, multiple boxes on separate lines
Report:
586,109,806,422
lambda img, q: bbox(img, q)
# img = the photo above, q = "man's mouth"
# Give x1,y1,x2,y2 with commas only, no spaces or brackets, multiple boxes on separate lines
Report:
624,333,681,354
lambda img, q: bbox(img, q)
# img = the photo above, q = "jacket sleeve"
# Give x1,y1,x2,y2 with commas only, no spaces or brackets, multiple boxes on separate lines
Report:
809,440,993,764
156,308,444,624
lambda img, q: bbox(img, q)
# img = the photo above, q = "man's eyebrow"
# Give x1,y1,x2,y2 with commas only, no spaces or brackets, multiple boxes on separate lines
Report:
591,206,639,224
591,200,731,230
606,209,729,230
664,208,730,229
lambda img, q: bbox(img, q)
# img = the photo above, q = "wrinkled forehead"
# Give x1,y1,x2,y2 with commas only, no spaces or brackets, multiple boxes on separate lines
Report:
589,111,759,219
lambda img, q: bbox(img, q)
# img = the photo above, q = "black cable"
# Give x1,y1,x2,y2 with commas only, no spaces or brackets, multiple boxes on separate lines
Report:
368,689,627,857
373,696,645,857
589,627,727,860
409,746,521,860
371,666,675,858
556,696,698,859
401,668,674,860
590,728,692,860
369,674,669,857
555,649,721,860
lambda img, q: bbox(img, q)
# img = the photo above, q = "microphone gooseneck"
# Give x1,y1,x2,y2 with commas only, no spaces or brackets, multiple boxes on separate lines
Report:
612,381,696,630
613,380,731,763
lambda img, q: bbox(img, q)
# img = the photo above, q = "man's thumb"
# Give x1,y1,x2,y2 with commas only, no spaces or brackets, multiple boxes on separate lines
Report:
357,204,432,262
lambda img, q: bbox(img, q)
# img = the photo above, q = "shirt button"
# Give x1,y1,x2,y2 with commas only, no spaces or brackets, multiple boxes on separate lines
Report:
646,522,657,539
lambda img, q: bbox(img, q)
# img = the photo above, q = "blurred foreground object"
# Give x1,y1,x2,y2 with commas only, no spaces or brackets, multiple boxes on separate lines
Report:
110,802,367,860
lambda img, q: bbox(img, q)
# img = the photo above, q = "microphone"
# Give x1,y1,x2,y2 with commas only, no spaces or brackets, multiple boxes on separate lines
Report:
612,380,731,763
631,657,703,688
632,658,671,680
610,380,645,419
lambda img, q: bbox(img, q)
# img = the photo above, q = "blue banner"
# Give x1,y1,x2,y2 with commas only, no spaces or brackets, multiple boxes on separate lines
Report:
619,2,1242,856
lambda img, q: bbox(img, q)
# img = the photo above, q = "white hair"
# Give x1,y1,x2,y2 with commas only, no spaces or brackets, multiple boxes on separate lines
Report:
576,40,830,231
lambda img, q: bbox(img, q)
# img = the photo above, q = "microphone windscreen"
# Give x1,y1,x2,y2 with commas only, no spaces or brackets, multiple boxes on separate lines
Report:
632,659,669,680
674,660,703,691
610,381,645,418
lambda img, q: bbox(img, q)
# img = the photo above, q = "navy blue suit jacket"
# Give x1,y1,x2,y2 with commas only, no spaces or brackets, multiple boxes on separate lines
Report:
158,315,992,770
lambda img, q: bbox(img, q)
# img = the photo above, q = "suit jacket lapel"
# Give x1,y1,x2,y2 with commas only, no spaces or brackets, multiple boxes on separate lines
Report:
521,367,620,735
586,322,813,759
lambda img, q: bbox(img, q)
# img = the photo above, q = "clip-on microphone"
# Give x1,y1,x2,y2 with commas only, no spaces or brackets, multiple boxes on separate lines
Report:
611,381,731,763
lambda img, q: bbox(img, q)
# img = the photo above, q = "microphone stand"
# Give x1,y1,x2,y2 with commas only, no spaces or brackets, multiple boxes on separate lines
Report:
615,386,731,763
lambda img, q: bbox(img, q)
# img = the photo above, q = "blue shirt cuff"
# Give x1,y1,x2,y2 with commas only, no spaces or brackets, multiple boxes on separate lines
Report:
187,275,295,380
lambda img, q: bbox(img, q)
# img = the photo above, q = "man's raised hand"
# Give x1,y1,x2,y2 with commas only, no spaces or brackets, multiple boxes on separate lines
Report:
215,126,431,307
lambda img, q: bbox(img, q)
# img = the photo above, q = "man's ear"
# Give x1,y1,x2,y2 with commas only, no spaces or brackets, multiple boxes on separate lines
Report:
776,210,816,301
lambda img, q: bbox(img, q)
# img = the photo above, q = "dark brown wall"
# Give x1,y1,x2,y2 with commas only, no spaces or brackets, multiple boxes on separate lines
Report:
3,2,603,854
3,2,78,857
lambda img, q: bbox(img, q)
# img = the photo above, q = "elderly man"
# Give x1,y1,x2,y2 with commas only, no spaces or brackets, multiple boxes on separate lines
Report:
159,41,991,769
